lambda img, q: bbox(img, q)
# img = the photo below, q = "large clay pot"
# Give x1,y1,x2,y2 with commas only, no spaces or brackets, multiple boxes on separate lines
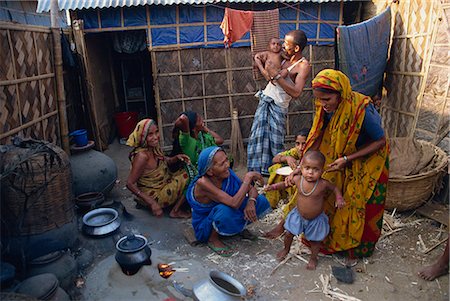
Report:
70,147,117,196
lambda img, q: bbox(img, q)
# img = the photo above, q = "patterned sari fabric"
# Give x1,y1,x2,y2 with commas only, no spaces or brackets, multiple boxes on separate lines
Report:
187,146,271,242
266,147,300,208
303,69,389,257
127,118,189,208
136,160,189,208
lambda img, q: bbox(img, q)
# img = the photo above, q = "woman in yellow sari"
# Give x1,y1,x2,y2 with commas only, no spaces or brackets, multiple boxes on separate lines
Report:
126,118,191,218
266,69,389,260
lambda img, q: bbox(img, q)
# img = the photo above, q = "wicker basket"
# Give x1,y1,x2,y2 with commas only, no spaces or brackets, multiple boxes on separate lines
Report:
1,140,75,236
385,138,448,211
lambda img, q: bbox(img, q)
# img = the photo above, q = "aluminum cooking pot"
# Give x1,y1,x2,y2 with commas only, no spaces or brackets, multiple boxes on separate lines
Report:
193,270,246,301
115,234,152,275
82,208,121,236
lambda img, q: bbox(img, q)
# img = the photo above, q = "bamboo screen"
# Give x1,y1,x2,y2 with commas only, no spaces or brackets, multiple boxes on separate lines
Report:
379,0,449,152
151,44,335,149
0,22,59,145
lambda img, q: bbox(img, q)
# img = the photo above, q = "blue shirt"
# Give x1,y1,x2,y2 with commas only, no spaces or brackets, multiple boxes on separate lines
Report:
324,103,384,148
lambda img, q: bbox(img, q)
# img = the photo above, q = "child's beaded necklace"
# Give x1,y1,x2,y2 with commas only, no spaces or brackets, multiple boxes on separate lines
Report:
300,175,319,196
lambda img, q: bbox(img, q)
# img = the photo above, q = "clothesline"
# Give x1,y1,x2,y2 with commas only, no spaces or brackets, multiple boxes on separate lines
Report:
192,2,338,30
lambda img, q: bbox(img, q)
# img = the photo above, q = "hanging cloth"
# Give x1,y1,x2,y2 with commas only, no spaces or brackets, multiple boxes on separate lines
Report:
220,8,253,48
250,9,280,81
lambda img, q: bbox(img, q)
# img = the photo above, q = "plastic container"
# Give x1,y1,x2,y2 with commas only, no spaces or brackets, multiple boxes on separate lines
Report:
69,129,88,147
114,112,139,139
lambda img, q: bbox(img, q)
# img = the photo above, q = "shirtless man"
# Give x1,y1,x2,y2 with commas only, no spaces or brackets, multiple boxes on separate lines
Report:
248,30,311,176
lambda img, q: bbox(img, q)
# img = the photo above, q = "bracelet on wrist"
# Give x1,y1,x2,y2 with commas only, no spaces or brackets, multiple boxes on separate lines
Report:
343,155,348,162
248,197,257,205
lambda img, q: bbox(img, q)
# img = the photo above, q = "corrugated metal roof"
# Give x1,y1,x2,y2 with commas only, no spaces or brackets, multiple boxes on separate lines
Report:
37,0,347,13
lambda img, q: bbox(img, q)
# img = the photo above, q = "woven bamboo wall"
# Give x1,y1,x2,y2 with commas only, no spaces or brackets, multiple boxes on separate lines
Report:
152,44,335,148
0,22,59,145
374,0,449,152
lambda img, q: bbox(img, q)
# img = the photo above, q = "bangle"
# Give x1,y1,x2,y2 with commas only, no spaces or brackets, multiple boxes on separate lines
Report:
137,190,142,197
343,155,348,162
248,197,257,205
271,74,281,81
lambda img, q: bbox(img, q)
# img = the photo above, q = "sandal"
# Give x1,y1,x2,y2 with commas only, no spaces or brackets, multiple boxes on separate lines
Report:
240,229,258,241
207,243,234,257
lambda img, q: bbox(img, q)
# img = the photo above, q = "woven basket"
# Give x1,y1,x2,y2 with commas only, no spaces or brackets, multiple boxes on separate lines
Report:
385,138,448,211
1,141,75,236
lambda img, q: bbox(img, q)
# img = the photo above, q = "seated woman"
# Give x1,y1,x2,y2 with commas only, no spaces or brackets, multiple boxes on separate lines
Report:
126,118,191,218
264,128,309,208
186,146,271,257
172,111,224,168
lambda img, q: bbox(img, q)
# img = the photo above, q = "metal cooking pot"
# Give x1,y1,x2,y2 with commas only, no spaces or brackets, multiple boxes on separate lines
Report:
115,234,152,275
82,208,120,236
193,270,246,301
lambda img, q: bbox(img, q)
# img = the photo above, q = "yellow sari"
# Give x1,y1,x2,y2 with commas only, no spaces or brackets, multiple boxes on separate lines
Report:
127,119,189,208
304,70,389,256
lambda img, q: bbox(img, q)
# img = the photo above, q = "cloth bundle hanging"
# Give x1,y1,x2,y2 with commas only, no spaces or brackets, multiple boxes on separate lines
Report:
336,6,391,97
220,8,254,47
230,109,246,167
250,9,280,81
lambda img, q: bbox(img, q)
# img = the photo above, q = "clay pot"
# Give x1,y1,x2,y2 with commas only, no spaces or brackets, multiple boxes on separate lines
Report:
115,234,152,276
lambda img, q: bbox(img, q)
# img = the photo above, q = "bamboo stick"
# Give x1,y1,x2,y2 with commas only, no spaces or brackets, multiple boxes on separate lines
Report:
32,31,46,140
0,73,55,86
0,111,58,139
411,3,442,139
51,0,70,152
0,21,52,33
150,49,164,146
6,28,22,133
159,92,255,103
158,66,252,77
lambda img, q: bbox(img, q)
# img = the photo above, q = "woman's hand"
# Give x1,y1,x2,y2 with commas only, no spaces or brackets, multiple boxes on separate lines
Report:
243,171,264,187
285,156,298,170
176,154,190,164
244,200,257,222
150,202,163,217
327,157,347,172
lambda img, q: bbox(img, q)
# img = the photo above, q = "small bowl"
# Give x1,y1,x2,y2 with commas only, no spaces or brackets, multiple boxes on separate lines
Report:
82,208,120,236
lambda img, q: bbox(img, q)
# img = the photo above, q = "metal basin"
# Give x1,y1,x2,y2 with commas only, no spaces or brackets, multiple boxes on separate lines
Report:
82,208,120,236
193,270,246,301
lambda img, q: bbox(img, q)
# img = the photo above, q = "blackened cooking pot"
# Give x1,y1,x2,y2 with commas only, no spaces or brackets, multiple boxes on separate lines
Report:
115,234,152,275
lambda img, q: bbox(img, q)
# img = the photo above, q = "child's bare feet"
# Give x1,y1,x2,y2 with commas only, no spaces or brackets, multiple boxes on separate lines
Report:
418,263,448,281
306,257,318,270
264,222,285,239
169,209,191,218
276,249,289,261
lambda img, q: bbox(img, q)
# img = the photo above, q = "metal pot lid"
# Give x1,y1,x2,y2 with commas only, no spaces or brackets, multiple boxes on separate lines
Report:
16,273,59,300
116,234,148,253
83,208,118,227
29,251,63,266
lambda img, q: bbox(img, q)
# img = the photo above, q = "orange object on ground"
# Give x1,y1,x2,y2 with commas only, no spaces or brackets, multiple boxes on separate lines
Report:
220,8,253,47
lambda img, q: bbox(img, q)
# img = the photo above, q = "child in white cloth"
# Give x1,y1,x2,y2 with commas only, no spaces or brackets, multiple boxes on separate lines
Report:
276,150,345,270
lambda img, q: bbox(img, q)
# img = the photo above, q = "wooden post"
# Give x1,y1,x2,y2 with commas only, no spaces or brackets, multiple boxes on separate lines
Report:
50,0,70,153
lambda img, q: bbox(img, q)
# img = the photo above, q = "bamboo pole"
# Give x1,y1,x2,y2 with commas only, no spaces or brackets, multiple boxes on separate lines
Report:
0,111,58,139
0,73,55,86
51,0,70,153
411,1,441,139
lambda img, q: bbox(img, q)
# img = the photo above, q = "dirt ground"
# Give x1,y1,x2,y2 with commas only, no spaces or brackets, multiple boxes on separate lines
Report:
71,141,449,301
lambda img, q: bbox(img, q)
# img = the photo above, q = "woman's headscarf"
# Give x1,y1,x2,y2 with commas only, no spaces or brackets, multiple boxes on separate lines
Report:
197,146,222,178
127,118,164,161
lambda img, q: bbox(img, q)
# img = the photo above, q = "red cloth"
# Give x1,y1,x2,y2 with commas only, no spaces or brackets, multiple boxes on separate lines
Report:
220,8,253,47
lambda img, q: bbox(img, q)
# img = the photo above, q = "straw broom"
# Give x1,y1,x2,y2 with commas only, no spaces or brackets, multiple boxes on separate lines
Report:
230,109,246,167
